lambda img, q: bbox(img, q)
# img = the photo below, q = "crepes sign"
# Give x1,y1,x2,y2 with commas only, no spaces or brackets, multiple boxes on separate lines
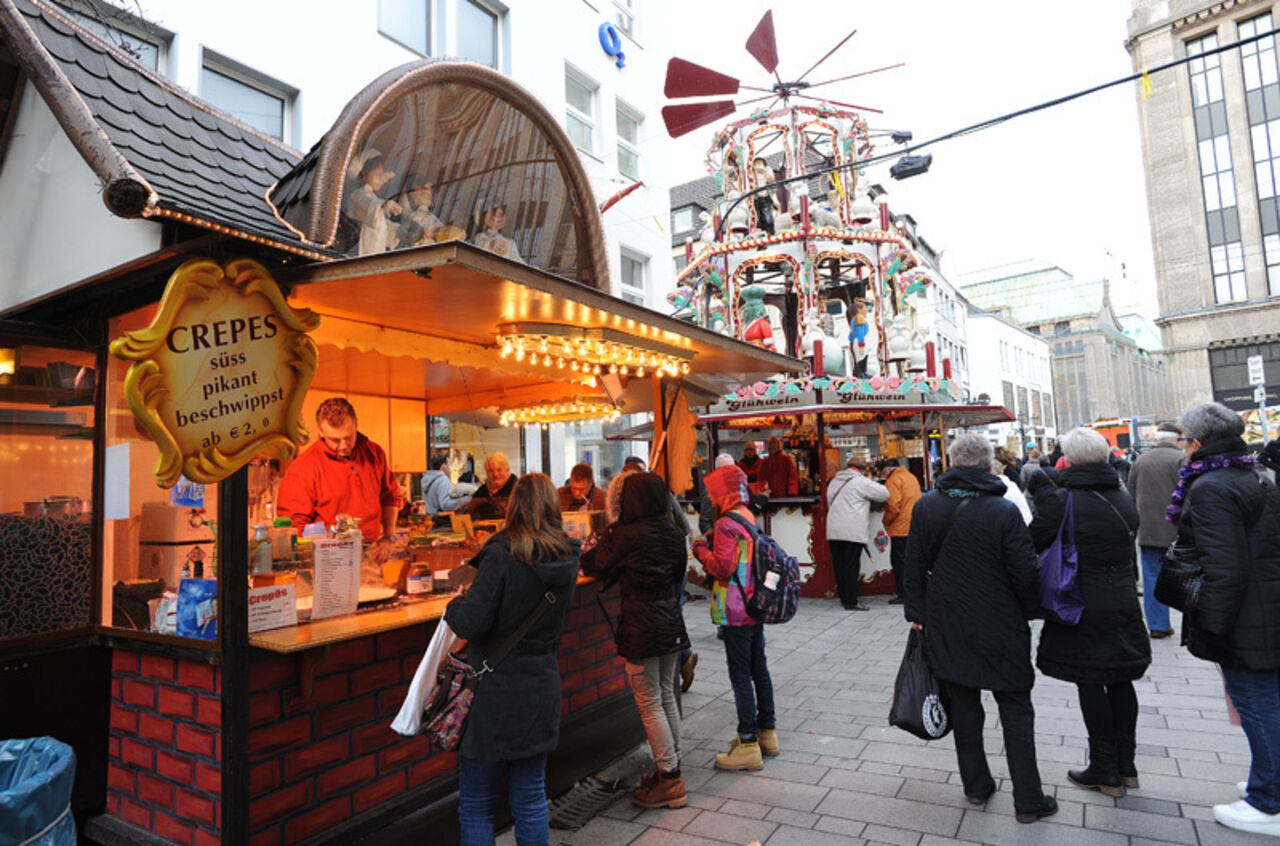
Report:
110,258,320,487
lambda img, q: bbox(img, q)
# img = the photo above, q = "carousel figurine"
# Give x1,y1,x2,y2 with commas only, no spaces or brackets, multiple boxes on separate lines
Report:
471,201,525,264
346,148,401,256
740,284,775,350
394,177,443,248
750,156,778,235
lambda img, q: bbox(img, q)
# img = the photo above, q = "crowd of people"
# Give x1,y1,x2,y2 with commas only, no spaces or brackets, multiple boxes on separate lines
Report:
413,400,1280,843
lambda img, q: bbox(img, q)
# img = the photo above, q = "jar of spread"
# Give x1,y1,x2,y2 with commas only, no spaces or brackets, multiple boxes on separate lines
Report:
405,561,432,596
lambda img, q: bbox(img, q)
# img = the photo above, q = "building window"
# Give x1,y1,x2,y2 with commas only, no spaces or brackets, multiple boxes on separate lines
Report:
1240,14,1280,294
64,4,166,71
1054,320,1070,335
613,0,636,38
616,103,641,180
199,54,294,142
672,205,697,233
1002,380,1015,412
565,70,597,154
457,0,499,69
1190,32,1247,302
999,340,1009,371
619,250,647,305
378,0,431,55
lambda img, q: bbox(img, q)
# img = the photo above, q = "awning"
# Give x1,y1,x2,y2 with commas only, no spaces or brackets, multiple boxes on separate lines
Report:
280,241,801,418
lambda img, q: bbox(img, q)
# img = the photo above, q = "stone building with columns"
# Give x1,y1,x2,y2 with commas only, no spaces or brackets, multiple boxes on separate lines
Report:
1128,0,1280,412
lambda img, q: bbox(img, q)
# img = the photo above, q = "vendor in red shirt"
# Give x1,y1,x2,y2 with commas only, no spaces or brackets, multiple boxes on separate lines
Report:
277,397,401,545
737,442,762,485
758,436,798,497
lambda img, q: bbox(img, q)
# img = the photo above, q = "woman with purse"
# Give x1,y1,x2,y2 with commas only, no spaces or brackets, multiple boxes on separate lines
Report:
902,433,1055,822
443,474,581,846
1028,427,1149,799
580,472,691,808
1167,402,1280,836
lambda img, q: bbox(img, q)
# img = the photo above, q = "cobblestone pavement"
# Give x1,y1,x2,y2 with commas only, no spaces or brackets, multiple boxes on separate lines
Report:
513,591,1273,846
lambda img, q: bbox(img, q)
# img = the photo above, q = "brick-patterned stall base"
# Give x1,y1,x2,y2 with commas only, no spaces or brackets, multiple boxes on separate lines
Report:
246,581,627,845
107,648,222,846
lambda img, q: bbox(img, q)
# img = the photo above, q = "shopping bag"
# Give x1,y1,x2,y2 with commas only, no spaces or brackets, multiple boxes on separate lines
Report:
421,651,479,751
1039,491,1084,625
391,621,461,736
888,628,951,740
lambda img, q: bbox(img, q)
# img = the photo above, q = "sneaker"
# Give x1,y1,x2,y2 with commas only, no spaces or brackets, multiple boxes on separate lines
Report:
1015,796,1059,824
1149,629,1175,639
731,729,780,757
680,652,698,693
1213,799,1280,835
715,739,764,771
1240,781,1249,799
845,601,870,611
633,771,687,809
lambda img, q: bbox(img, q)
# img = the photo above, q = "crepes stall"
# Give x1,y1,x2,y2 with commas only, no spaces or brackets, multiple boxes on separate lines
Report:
0,8,798,845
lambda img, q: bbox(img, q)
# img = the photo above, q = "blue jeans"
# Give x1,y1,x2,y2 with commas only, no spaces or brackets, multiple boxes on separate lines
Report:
458,753,549,846
722,623,775,741
1140,546,1172,632
1222,666,1280,815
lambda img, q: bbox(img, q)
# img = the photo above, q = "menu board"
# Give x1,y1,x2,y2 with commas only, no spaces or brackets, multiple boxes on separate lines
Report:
311,534,360,620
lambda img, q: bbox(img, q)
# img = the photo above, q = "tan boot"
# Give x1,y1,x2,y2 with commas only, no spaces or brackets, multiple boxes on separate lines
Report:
730,730,780,757
715,739,764,771
633,771,687,808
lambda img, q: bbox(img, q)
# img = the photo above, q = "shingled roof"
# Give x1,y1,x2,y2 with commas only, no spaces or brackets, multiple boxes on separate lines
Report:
0,0,323,257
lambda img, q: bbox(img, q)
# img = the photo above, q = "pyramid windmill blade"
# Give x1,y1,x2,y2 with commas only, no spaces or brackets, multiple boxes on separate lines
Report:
745,10,779,75
662,102,738,138
665,57,740,98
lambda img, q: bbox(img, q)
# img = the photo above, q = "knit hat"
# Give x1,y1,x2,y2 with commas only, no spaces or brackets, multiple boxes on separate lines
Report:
714,452,736,468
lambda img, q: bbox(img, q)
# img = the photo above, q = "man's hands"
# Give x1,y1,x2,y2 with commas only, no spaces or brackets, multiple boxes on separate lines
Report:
368,535,395,564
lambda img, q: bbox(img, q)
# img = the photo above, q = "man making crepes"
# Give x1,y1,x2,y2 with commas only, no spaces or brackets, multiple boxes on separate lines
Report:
277,398,401,549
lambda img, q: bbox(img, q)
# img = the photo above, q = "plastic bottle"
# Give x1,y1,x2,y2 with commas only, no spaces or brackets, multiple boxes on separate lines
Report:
405,561,432,595
271,517,297,566
249,524,272,575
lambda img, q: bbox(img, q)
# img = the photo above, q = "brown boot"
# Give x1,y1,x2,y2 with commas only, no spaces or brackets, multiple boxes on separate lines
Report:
633,770,687,808
681,652,699,693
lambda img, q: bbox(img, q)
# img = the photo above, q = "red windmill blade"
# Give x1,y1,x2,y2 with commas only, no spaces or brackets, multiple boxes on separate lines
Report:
745,10,780,75
664,57,740,98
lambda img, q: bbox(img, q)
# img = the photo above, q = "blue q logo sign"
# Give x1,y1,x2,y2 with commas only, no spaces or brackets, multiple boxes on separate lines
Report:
599,22,625,68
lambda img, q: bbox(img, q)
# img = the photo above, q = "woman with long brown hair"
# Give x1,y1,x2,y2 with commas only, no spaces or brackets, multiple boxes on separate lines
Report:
444,473,581,846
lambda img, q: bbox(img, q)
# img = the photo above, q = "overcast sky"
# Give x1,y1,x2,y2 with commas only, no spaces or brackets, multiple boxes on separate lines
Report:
653,0,1158,317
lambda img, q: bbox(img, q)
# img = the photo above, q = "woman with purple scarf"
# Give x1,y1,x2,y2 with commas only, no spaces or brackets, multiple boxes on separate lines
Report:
1169,402,1280,836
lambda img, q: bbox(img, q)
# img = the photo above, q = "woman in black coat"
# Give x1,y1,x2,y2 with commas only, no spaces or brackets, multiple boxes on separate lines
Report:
1169,403,1280,835
903,433,1056,823
581,472,691,809
1029,427,1149,799
444,473,580,846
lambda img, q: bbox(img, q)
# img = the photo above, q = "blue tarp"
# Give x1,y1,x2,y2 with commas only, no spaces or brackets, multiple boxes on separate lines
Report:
0,737,76,846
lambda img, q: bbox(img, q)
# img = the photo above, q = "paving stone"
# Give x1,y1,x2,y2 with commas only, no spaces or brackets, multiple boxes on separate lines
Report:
814,788,963,838
716,798,767,820
765,824,866,845
1192,816,1279,846
1083,803,1198,844
699,771,830,813
814,815,867,838
763,806,820,828
858,823,922,845
558,816,649,846
957,812,1127,846
1114,793,1183,817
644,805,702,831
681,808,777,843
818,767,904,798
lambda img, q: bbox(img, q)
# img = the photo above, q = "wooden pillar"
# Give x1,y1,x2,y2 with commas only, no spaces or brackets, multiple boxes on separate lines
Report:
219,467,249,845
650,375,666,483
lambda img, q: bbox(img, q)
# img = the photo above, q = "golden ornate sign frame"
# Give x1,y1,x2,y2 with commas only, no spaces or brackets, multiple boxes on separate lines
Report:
110,257,320,487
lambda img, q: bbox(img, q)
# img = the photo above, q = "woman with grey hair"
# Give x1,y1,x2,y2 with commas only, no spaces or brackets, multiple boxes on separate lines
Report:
903,433,1055,821
1168,402,1280,835
1029,426,1148,798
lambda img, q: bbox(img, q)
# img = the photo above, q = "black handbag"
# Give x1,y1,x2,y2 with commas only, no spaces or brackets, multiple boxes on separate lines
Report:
1155,538,1203,613
888,628,951,740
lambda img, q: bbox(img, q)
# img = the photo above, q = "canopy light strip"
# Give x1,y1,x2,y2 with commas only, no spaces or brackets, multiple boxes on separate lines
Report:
498,398,622,427
497,322,693,379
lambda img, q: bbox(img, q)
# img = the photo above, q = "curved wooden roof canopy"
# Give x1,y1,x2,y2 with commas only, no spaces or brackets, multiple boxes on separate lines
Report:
268,59,611,291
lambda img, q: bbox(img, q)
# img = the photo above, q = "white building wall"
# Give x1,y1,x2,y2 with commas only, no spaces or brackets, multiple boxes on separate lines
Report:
966,311,1057,453
77,0,673,309
0,87,160,314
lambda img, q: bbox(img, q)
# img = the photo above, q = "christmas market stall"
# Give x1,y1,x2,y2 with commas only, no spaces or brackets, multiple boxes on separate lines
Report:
0,4,797,844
